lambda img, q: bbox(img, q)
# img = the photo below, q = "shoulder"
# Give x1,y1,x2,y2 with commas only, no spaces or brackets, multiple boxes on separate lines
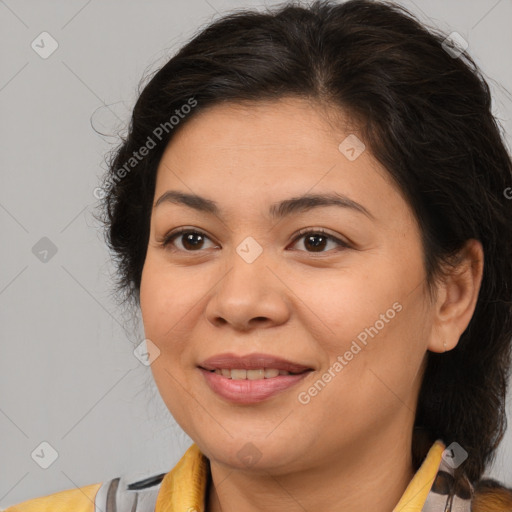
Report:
472,478,512,512
1,482,101,512
1,472,167,512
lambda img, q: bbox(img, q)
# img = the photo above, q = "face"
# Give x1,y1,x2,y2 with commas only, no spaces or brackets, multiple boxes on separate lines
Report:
140,97,436,474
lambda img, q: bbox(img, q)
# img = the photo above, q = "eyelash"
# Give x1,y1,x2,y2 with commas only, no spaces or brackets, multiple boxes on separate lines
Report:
159,227,350,254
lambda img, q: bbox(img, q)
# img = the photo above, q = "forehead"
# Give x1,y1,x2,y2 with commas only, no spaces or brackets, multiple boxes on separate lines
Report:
155,98,392,190
152,98,414,232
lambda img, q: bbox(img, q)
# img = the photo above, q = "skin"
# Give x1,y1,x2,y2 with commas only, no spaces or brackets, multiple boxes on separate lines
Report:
139,97,483,512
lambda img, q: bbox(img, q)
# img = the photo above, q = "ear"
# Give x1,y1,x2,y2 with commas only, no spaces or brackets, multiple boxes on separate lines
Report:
428,239,484,353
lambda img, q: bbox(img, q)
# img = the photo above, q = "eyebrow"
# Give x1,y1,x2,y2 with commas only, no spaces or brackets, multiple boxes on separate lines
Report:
154,190,374,220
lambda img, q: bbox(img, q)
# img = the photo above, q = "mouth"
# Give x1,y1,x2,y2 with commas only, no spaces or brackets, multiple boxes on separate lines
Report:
202,368,310,380
197,353,314,403
198,352,314,377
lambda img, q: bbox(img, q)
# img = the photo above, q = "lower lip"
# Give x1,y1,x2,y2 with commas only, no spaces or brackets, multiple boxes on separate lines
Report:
199,368,311,404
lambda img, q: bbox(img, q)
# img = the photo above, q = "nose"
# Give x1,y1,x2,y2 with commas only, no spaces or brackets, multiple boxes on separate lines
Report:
204,247,291,332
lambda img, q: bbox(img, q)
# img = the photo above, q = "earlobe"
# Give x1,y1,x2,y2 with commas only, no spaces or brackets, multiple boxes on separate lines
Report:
427,239,484,354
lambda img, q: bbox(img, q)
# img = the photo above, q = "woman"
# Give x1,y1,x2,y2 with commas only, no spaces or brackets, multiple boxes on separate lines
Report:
5,0,512,510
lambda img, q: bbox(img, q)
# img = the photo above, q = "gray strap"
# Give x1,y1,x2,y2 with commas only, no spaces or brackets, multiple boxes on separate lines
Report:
94,472,165,512
421,455,473,512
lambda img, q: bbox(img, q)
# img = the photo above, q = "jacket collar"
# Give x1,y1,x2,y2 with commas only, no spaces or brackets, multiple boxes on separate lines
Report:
155,440,469,512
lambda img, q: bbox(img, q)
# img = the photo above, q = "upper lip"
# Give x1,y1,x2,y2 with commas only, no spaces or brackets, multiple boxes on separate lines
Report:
199,353,313,374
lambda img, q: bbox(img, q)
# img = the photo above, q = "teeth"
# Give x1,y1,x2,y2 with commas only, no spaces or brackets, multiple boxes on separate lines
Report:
247,369,265,380
211,368,292,379
231,369,247,380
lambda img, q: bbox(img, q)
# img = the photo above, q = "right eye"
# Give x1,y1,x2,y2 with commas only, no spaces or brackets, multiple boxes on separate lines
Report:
160,228,219,252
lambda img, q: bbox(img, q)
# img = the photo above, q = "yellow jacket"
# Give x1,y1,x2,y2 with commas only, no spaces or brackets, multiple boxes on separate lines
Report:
3,440,509,511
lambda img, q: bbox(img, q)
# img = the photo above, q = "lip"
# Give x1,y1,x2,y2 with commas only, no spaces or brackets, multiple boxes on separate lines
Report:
198,352,313,374
199,368,312,404
198,352,314,404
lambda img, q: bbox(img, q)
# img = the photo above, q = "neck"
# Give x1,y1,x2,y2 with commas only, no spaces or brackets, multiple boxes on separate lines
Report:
206,428,416,512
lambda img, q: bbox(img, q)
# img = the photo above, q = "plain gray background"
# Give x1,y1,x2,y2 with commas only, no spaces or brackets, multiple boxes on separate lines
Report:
1,0,511,508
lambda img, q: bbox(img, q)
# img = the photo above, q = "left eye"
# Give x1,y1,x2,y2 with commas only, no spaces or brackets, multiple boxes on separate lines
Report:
290,228,349,253
160,228,348,253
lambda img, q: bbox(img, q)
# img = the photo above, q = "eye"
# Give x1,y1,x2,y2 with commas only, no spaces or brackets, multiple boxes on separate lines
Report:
289,228,350,253
159,227,349,254
160,228,218,252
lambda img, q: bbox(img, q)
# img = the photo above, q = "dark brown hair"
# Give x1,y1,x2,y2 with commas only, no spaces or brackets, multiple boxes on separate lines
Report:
97,0,512,487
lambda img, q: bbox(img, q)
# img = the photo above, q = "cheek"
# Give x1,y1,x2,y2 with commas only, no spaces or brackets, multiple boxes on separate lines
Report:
139,258,198,418
293,261,430,399
139,254,203,343
288,266,408,353
140,261,167,340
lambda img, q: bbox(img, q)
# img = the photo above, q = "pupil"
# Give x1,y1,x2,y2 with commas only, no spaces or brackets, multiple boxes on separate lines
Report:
306,234,326,252
184,233,203,250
